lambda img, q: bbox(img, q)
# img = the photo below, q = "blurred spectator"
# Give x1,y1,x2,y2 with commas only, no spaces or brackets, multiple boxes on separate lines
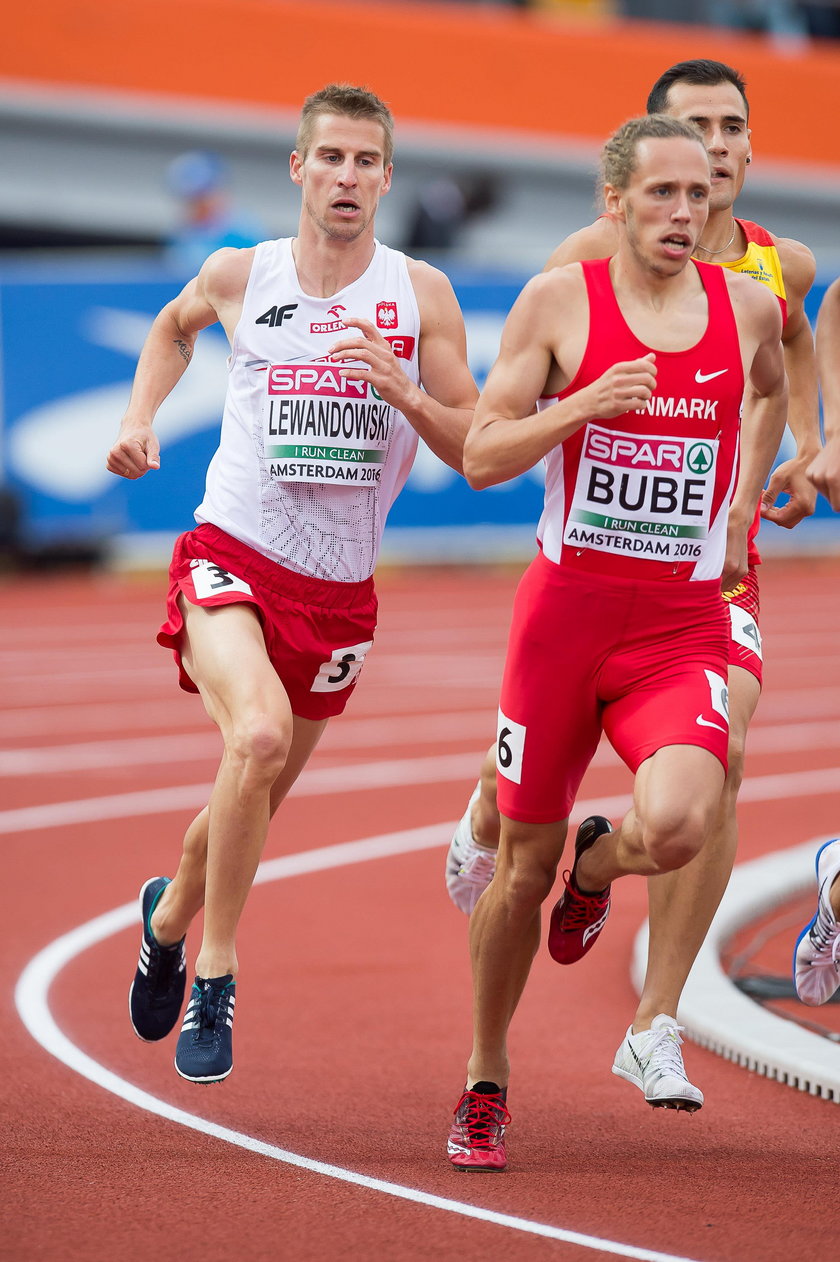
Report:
618,0,808,37
165,150,265,274
404,173,498,255
797,0,840,37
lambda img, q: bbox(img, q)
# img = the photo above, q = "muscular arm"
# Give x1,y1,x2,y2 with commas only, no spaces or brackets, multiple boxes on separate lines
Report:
327,261,476,474
724,279,788,588
462,269,657,490
106,247,252,479
809,276,840,509
759,237,820,527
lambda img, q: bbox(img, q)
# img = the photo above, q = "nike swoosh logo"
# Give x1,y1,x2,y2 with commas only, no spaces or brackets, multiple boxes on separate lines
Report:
696,714,728,733
695,369,728,383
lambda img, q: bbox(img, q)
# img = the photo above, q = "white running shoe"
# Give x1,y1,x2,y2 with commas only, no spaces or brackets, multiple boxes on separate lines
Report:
793,838,840,1006
612,1014,704,1112
445,783,497,914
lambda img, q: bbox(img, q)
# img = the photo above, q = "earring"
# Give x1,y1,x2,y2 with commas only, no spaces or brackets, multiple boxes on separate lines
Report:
746,157,751,164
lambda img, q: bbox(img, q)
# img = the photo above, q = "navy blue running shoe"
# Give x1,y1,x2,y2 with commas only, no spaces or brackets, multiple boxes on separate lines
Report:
129,877,187,1041
174,975,236,1084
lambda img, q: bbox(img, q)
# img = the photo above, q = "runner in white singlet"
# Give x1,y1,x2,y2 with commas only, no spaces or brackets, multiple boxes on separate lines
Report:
107,85,477,1086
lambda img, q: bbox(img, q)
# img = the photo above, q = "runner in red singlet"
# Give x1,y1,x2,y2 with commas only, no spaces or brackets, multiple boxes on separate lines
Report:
445,59,820,1116
446,115,787,1172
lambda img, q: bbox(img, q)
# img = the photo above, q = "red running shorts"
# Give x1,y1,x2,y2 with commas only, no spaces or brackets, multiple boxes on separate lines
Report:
157,523,378,720
722,565,762,684
496,551,730,824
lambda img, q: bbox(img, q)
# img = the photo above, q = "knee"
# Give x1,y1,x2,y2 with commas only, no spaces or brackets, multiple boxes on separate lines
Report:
497,852,557,911
641,805,710,873
227,716,291,785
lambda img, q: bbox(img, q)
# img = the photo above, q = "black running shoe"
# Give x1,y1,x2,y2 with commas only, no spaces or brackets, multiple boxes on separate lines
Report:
174,975,236,1084
129,877,187,1041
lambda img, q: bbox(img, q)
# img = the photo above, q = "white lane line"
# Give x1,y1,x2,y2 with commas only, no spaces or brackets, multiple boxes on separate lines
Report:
15,825,704,1262
0,712,497,775
4,762,840,838
5,715,840,777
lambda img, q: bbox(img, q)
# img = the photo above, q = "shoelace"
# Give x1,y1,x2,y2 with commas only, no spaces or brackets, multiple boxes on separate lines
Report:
644,1023,689,1081
146,938,184,996
459,846,496,887
808,899,840,970
192,982,230,1037
453,1090,511,1146
558,870,609,927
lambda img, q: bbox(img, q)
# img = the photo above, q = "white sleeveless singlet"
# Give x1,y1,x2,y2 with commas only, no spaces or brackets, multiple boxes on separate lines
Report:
195,238,422,582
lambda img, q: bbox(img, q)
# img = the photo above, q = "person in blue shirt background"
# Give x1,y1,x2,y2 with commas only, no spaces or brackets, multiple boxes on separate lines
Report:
165,150,265,274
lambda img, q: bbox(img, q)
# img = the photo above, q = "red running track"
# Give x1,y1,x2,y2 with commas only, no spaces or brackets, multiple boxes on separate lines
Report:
4,558,840,1262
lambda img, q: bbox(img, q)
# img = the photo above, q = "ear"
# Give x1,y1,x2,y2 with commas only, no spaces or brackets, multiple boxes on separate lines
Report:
289,149,303,187
380,162,393,196
746,127,752,165
603,183,625,220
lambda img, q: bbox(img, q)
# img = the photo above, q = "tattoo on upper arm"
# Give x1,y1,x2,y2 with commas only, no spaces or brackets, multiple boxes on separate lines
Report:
173,339,192,364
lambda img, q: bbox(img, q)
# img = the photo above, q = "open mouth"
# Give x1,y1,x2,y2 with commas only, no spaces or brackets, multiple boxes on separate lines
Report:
711,166,730,181
332,199,360,214
662,234,690,250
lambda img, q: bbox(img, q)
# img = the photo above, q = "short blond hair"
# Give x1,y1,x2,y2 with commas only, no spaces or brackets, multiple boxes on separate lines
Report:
602,114,708,192
296,84,394,168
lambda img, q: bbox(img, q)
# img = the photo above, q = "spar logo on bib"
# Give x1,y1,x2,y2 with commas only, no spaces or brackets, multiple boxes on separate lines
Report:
563,423,719,562
686,443,714,475
263,359,392,487
267,363,368,399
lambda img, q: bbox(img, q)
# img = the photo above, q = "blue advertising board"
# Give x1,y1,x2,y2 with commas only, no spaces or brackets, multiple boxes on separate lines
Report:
0,258,836,563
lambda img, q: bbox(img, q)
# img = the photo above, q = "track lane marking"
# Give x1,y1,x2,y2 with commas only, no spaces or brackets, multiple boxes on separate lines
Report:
3,763,840,836
15,825,705,1262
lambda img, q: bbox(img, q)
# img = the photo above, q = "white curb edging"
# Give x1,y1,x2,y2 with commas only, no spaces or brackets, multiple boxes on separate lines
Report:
631,838,840,1101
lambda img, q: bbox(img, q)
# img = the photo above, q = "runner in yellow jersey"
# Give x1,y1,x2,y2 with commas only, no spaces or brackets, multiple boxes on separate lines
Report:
445,58,821,1112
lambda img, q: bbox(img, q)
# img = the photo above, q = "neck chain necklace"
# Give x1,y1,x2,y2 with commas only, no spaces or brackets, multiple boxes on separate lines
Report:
695,223,736,256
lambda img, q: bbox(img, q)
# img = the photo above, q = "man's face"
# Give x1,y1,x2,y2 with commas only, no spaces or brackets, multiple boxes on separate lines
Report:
608,136,711,276
291,113,393,242
661,81,751,212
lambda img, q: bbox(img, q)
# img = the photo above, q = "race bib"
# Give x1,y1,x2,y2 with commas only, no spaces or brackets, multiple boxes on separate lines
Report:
189,559,253,601
263,361,392,487
496,707,526,785
310,640,374,693
728,604,763,660
564,424,718,564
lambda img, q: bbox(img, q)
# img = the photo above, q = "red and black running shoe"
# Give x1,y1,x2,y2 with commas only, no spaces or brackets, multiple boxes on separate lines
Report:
447,1082,511,1172
548,815,613,965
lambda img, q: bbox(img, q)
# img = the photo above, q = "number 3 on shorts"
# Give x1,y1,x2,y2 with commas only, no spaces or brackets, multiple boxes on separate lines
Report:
310,640,374,693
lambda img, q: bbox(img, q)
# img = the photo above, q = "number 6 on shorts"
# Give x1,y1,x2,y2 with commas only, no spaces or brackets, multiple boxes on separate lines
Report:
310,640,374,693
496,707,526,785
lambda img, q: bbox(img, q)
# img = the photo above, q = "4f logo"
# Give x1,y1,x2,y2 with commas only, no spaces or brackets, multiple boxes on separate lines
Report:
256,303,298,328
376,301,397,329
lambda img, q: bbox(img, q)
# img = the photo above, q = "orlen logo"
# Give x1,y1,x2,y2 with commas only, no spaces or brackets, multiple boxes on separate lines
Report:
311,304,347,335
267,364,367,398
585,431,684,471
384,335,416,360
376,301,397,329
